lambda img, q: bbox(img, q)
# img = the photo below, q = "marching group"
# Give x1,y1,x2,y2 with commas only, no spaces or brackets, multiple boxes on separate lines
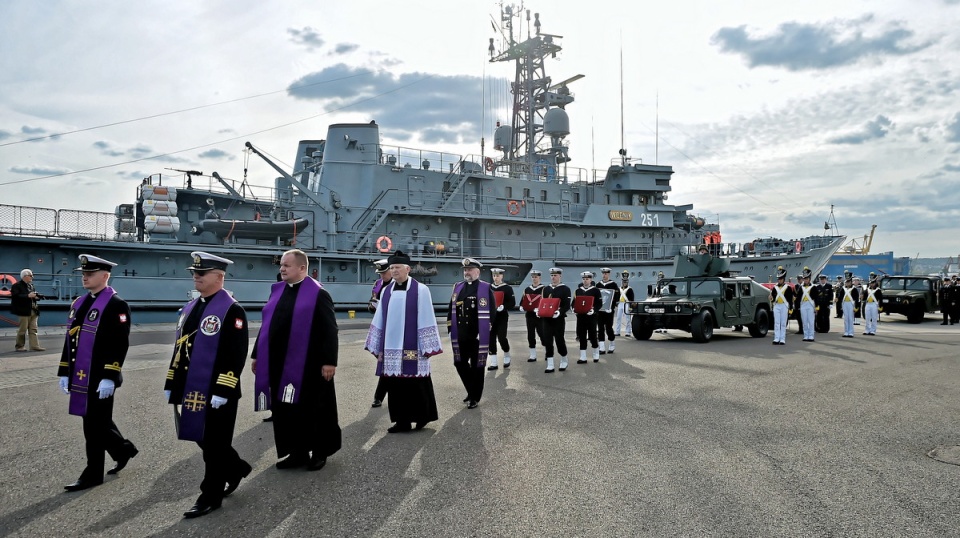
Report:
29,248,959,521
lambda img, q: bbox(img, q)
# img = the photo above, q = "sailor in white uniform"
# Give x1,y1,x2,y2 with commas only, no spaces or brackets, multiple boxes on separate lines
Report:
862,273,882,335
614,270,634,337
795,267,818,342
837,276,860,337
768,266,793,345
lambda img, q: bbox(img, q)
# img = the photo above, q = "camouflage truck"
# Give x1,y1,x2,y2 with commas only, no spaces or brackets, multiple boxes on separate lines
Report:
878,275,942,323
628,254,771,343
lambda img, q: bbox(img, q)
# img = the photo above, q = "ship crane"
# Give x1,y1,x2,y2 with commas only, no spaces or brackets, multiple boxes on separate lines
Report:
841,224,877,254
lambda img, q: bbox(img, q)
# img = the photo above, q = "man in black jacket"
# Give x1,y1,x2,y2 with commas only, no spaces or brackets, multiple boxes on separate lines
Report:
11,268,45,351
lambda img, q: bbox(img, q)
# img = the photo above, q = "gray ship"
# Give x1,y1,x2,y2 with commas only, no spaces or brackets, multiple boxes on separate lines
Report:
0,7,843,325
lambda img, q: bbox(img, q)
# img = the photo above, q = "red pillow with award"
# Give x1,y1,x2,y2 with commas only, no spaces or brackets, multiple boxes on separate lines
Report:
493,291,504,308
573,295,594,314
520,293,541,312
536,297,560,318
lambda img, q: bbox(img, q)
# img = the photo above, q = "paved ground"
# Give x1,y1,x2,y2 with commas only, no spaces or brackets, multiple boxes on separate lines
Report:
1,314,959,537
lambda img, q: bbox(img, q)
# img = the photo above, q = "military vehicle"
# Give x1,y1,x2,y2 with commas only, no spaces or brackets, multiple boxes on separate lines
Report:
879,275,942,323
628,254,770,342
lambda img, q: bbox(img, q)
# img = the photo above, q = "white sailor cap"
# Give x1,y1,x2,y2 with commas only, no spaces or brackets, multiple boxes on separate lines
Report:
188,251,233,271
462,257,483,269
374,259,390,273
549,267,563,275
580,271,594,279
530,270,542,276
600,267,612,273
491,268,505,275
76,254,118,272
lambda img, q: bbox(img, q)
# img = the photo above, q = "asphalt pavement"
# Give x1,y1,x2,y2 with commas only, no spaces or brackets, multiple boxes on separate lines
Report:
1,313,959,537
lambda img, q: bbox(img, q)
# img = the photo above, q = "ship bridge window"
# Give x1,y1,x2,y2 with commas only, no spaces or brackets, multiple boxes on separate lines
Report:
505,186,513,198
540,190,548,201
604,194,610,204
573,192,580,203
523,188,531,198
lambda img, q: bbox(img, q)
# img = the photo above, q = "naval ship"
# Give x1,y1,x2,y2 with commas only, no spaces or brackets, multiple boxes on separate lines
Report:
0,7,843,324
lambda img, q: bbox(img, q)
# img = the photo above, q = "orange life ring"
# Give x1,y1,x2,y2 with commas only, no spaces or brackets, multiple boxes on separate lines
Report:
0,274,16,296
507,200,520,215
795,241,802,253
484,157,496,172
376,236,393,253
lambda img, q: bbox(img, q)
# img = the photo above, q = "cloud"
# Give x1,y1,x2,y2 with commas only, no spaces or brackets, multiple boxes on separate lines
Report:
0,130,10,141
93,140,125,157
828,114,894,144
198,148,235,160
9,165,72,175
712,16,934,71
944,112,960,142
286,64,489,143
333,43,359,55
288,26,324,50
20,125,46,134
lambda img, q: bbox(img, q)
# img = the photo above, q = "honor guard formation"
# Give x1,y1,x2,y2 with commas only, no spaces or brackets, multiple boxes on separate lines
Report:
47,250,955,519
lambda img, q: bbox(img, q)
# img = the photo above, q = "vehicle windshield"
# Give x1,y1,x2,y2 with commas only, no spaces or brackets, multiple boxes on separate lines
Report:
881,278,930,291
659,279,721,297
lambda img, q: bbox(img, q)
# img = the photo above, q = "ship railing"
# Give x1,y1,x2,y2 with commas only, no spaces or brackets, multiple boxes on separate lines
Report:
376,144,466,176
157,174,279,204
0,203,111,240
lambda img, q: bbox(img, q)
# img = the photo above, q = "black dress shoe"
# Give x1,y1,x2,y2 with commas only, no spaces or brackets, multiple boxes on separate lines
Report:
64,478,102,492
108,444,139,475
388,423,412,433
415,421,428,430
463,396,470,403
224,461,252,496
527,358,537,362
184,502,221,519
371,399,383,408
307,454,327,471
598,350,606,355
503,362,510,369
275,453,309,469
467,400,478,409
577,359,588,364
487,365,498,371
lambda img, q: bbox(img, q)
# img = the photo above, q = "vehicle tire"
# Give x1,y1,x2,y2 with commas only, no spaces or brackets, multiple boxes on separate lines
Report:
635,324,654,340
748,308,769,338
691,310,713,343
907,302,925,324
632,317,653,340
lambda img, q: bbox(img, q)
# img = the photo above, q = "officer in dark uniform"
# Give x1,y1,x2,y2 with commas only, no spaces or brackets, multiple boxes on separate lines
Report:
574,271,603,364
940,277,954,325
521,270,545,361
487,267,516,370
951,275,960,324
447,258,496,408
835,275,845,318
539,268,571,373
595,267,619,354
58,254,137,492
368,259,391,407
165,252,251,518
814,274,833,333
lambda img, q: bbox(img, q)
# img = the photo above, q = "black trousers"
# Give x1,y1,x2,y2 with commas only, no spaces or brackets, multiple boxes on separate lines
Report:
541,317,567,358
373,376,388,401
80,393,132,481
525,312,543,348
454,338,484,402
196,399,249,505
489,315,510,354
576,314,599,350
597,311,615,342
815,304,831,333
271,380,342,460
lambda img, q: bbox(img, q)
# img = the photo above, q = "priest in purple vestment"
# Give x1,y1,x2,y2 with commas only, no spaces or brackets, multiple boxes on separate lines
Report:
364,250,442,433
252,249,341,470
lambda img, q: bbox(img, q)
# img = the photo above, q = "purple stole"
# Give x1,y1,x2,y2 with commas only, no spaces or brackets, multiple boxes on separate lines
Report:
450,281,492,367
377,279,422,377
65,287,116,417
176,290,236,442
372,279,385,300
255,278,322,411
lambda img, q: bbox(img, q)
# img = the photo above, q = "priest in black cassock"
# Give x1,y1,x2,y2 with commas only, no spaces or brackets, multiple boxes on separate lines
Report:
252,249,341,471
364,250,442,433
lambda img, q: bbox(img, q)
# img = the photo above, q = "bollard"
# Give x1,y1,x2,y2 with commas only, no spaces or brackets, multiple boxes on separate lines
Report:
348,310,356,319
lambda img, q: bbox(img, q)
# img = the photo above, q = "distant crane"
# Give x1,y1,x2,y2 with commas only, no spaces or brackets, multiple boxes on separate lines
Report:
840,224,877,255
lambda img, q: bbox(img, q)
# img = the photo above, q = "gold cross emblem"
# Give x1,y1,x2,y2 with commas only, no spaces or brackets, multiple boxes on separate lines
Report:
183,391,207,412
403,349,418,360
76,370,86,381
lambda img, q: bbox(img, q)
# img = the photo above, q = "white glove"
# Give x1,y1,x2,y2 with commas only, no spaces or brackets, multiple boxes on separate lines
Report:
586,309,594,316
164,390,171,401
210,395,228,409
552,309,560,319
496,305,504,312
533,308,539,316
59,376,69,394
97,378,115,399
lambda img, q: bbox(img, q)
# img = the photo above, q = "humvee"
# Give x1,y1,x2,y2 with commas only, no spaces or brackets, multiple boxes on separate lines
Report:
878,275,942,323
628,254,771,343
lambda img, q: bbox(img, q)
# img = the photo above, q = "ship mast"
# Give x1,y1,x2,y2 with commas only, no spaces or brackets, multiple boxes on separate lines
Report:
488,5,579,176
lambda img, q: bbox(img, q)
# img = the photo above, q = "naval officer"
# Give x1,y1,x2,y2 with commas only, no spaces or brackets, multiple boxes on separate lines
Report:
538,268,571,373
447,258,496,408
487,267,516,370
574,271,602,365
814,274,833,333
165,252,252,518
58,254,138,492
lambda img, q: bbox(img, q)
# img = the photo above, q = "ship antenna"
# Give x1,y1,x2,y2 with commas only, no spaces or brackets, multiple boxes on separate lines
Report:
619,33,625,166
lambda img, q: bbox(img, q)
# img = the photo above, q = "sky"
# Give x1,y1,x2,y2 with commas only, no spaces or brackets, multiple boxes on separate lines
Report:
2,0,959,257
